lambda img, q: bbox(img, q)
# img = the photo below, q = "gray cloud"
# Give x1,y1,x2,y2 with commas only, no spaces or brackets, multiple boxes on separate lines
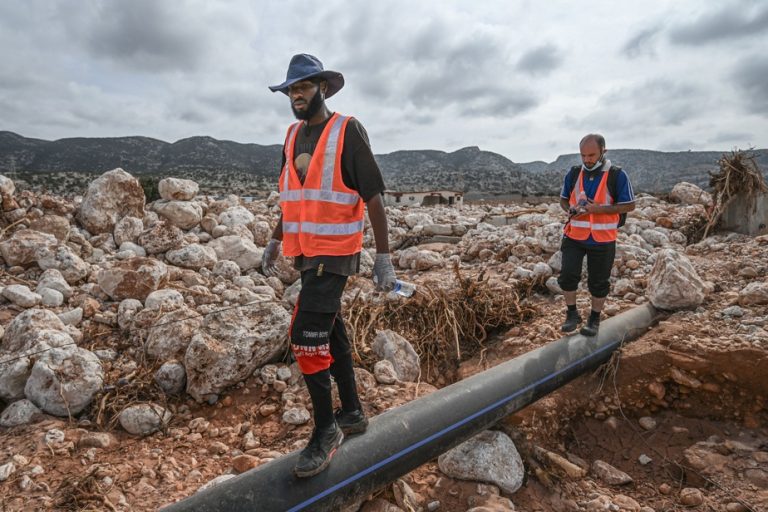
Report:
622,26,662,58
733,55,768,113
516,44,563,76
82,0,205,71
670,3,768,45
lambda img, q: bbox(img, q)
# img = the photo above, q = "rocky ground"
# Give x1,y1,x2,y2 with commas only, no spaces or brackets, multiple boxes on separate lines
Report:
0,170,765,512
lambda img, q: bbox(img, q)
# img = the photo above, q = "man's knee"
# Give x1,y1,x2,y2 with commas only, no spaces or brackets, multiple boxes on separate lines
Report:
557,273,579,292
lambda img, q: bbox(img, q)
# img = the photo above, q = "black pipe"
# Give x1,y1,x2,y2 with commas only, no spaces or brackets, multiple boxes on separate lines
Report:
162,303,662,512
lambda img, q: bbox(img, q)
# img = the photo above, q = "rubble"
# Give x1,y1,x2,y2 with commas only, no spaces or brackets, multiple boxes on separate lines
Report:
0,168,765,512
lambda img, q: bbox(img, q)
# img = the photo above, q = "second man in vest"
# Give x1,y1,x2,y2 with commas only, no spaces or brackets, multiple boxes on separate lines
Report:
557,134,635,336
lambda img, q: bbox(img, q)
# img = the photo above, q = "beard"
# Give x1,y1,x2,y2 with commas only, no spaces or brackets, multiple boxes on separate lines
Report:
291,89,324,121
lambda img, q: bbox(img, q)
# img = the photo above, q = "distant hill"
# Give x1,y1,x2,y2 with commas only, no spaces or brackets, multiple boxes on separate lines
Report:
1,131,765,197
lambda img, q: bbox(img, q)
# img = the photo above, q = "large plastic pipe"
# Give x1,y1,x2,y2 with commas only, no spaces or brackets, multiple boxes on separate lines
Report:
163,303,662,512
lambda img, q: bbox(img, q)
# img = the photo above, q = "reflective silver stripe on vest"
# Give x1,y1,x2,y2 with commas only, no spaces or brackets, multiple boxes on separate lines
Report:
282,123,301,195
591,222,618,230
570,220,591,228
302,189,359,205
320,115,347,192
280,190,302,202
300,220,365,235
282,221,300,233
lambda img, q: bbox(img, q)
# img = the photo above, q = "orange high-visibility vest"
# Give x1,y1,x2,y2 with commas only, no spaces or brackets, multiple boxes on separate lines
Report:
564,167,620,242
278,113,365,257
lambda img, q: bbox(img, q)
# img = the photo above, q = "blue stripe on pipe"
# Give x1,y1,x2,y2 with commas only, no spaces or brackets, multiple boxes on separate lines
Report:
288,339,622,511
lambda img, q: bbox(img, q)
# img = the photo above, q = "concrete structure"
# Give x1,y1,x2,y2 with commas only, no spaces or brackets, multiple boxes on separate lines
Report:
721,191,768,235
383,190,463,207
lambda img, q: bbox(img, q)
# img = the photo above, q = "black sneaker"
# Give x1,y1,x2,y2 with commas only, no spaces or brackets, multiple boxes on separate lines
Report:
334,408,368,435
293,423,344,478
561,309,582,332
579,317,600,337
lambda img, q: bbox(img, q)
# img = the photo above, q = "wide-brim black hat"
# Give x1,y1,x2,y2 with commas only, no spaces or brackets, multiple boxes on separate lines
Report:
269,54,344,98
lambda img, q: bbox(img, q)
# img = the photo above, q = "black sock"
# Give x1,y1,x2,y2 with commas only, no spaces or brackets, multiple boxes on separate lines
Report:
567,304,577,313
589,310,601,323
303,370,335,430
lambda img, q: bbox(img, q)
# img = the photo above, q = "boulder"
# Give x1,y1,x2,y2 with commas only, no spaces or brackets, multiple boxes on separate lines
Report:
144,289,184,310
2,285,41,308
372,330,420,382
137,221,184,254
0,229,57,267
647,249,706,310
118,403,172,435
218,206,255,228
153,200,203,230
158,178,199,201
35,245,90,283
184,302,290,402
25,346,104,416
113,216,144,246
166,244,218,270
145,307,202,360
738,281,768,306
154,361,186,395
77,168,145,234
207,236,262,272
438,430,524,494
36,269,73,299
97,258,168,301
2,309,66,353
28,215,70,242
669,182,713,207
0,399,43,427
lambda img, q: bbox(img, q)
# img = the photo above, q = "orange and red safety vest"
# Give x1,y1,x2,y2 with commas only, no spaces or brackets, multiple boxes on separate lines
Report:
564,168,620,243
278,113,365,257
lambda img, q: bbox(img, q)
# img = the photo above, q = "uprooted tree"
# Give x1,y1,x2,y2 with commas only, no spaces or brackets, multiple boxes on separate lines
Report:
703,149,768,238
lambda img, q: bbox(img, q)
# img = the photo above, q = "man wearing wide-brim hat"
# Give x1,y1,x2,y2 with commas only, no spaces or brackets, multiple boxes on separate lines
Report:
263,53,396,478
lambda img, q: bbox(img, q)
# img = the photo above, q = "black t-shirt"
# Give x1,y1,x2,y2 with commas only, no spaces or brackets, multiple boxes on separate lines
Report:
280,115,386,275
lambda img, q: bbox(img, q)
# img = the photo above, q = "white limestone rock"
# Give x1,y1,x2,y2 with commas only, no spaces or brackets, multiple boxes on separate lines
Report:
77,168,145,235
438,430,524,494
647,249,706,310
25,346,104,416
0,229,57,267
166,244,218,270
145,307,202,360
158,177,199,201
0,399,43,427
2,285,41,308
153,200,203,230
207,236,262,272
118,403,172,435
669,182,713,207
113,216,145,246
218,206,255,228
35,245,90,283
144,289,184,311
372,330,420,382
738,281,768,306
36,269,73,299
117,299,144,330
184,302,290,402
137,221,185,254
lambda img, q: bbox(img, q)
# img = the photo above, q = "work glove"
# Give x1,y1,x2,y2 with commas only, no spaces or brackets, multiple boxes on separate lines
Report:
262,239,281,277
372,253,397,291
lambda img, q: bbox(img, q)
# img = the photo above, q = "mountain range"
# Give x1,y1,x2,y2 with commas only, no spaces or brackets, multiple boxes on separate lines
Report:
1,131,766,197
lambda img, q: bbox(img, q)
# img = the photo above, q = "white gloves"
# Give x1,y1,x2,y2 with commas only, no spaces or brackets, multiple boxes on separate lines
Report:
372,253,397,291
262,239,281,277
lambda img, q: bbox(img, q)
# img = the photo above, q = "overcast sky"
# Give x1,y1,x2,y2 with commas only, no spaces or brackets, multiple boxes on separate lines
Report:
1,0,766,163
